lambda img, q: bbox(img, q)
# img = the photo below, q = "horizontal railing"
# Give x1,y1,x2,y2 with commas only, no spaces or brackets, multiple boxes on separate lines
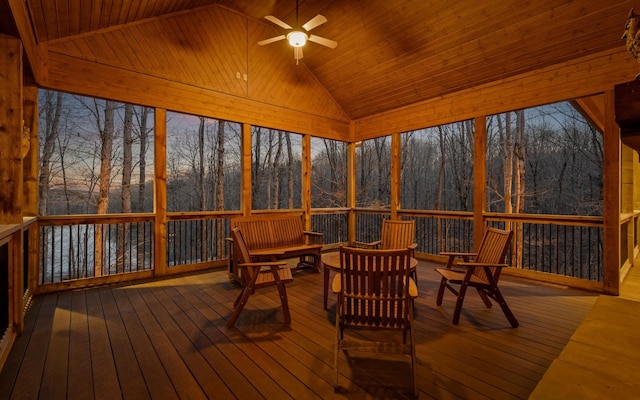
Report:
39,214,155,284
166,212,236,267
311,208,349,245
485,213,603,281
350,209,603,282
35,208,606,291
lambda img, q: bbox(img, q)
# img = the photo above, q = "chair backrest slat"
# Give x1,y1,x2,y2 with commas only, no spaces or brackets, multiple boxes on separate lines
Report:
231,228,255,285
380,220,415,250
338,246,412,329
474,227,513,282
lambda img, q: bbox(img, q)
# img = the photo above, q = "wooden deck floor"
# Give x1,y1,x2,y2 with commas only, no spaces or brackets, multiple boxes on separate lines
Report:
0,261,600,399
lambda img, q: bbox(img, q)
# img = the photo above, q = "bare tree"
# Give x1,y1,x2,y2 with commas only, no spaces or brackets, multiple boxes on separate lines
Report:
38,91,63,216
272,131,283,209
286,132,294,209
514,110,526,267
95,100,116,276
216,119,225,258
198,117,206,210
137,107,151,211
117,104,134,273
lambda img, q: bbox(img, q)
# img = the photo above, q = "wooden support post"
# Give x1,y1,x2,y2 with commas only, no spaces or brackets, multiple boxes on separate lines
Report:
302,134,312,229
473,116,487,251
21,85,38,311
347,138,357,244
22,85,38,217
603,89,621,295
0,37,24,338
390,132,401,220
241,123,252,216
154,108,167,276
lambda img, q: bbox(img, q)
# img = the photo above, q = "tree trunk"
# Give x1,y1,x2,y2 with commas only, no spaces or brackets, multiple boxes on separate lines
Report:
117,104,134,273
436,126,446,251
137,107,150,269
38,91,62,216
266,130,273,209
514,109,526,268
95,100,116,277
198,117,206,211
503,112,513,216
216,120,225,258
137,107,150,211
272,131,283,209
286,133,293,209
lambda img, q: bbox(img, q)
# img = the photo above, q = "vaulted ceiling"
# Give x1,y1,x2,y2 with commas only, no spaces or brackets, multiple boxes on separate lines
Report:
4,0,639,135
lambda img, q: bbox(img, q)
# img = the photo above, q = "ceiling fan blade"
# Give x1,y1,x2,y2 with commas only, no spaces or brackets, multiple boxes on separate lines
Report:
258,35,286,46
308,35,338,49
265,15,292,30
302,14,327,31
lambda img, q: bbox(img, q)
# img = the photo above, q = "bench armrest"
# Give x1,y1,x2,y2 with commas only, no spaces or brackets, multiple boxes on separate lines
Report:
249,249,287,259
304,231,324,245
239,261,288,269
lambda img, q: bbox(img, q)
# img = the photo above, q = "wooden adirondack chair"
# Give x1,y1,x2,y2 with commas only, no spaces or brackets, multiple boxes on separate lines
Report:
359,219,419,283
333,246,418,396
435,227,519,328
227,227,293,329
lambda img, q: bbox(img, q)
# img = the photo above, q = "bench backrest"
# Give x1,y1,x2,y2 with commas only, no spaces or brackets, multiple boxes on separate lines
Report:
231,214,305,250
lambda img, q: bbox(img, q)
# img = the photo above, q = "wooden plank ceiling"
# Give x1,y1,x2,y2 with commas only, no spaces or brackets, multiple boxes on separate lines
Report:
18,0,639,120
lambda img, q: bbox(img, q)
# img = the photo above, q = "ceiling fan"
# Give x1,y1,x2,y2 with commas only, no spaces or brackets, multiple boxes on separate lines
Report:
258,0,338,64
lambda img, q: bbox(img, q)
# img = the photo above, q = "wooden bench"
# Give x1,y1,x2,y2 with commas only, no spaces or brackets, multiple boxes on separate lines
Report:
227,213,323,282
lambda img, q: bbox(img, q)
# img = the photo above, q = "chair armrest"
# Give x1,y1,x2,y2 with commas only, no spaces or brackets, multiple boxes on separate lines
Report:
456,262,509,269
332,273,342,294
440,251,477,258
408,278,418,298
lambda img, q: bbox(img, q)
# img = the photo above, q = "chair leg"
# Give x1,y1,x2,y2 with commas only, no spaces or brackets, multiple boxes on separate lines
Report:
275,280,291,324
313,253,321,273
410,324,417,398
334,304,341,390
233,286,246,308
227,283,254,328
477,288,493,308
452,281,469,325
436,277,447,306
491,287,519,328
324,264,330,310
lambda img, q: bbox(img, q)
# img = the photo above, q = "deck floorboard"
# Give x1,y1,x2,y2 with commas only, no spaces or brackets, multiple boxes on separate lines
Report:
1,261,600,399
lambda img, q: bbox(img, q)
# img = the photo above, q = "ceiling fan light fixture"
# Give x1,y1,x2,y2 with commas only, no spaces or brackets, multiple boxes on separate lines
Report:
287,31,308,47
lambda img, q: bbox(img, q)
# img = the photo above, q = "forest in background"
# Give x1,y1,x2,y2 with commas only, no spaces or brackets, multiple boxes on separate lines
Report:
38,90,603,218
